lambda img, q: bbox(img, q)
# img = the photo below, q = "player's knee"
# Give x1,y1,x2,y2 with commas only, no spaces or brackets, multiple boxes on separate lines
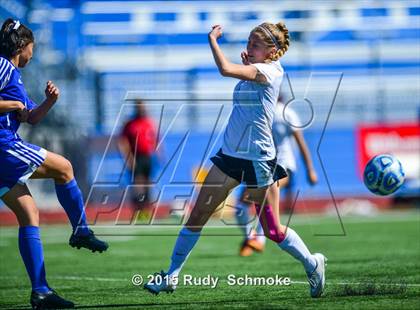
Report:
185,215,204,232
185,213,208,231
247,187,269,204
57,158,74,183
16,205,39,227
185,226,202,233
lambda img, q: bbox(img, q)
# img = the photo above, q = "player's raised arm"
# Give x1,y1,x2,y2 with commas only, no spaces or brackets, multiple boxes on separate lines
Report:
293,130,318,185
27,80,59,125
208,25,268,83
118,131,135,171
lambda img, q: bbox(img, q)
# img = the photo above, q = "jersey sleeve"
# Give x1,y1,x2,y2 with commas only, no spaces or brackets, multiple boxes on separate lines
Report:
284,106,302,132
251,62,282,85
0,58,15,92
26,98,38,110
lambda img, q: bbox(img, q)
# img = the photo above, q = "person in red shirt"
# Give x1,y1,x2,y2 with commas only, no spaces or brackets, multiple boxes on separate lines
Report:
119,100,157,209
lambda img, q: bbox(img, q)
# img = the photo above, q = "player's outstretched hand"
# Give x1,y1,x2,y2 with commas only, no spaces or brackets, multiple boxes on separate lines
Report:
241,51,250,65
208,25,223,40
45,81,60,104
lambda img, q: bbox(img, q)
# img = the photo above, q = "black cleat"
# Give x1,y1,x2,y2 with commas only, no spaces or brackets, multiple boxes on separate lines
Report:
31,290,74,309
69,229,108,253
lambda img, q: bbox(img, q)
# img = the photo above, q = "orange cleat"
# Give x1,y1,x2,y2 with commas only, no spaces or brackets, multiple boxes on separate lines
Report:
239,240,254,257
247,238,265,252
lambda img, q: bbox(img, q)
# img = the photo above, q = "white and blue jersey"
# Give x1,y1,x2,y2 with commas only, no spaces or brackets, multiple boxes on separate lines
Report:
0,56,46,197
212,60,287,188
272,102,301,172
222,60,284,161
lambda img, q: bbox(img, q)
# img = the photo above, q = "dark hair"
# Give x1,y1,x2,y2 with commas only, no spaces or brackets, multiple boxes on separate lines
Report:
0,18,34,59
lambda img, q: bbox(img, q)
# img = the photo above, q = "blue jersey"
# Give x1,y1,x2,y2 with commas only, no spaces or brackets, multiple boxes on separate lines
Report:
0,56,37,144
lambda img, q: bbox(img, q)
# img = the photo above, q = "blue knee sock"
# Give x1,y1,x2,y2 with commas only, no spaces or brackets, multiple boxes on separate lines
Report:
55,179,89,236
167,227,201,277
18,226,50,293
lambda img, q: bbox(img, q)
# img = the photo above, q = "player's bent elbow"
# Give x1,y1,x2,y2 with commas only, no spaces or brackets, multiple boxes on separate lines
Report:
219,68,230,77
219,64,236,77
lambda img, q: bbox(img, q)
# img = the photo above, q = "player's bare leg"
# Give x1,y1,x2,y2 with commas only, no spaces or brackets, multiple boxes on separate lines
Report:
144,165,239,294
2,184,74,309
2,184,39,227
237,188,262,256
31,151,108,253
186,165,239,231
250,182,327,298
31,151,73,184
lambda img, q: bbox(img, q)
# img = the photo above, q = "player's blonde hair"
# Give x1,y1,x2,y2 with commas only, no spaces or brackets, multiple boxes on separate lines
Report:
251,22,290,61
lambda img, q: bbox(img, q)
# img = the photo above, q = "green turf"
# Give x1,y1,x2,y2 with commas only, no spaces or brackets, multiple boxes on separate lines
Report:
1,211,419,309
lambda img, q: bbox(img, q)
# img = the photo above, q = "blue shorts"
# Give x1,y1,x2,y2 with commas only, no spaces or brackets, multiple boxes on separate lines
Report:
210,149,288,188
0,140,47,197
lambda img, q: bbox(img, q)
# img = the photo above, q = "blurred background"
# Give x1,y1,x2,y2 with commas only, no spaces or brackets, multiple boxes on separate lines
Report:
0,0,419,225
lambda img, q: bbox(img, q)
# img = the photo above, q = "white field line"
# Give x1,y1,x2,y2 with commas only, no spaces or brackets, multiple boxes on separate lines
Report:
290,280,420,287
68,214,420,233
1,275,419,287
36,276,420,287
0,212,418,237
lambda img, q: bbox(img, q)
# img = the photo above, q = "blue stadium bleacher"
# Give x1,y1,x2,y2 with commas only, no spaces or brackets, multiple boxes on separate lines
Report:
1,1,418,132
0,1,418,201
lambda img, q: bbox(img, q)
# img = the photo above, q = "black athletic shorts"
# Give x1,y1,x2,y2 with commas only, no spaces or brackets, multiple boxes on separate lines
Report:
210,149,288,188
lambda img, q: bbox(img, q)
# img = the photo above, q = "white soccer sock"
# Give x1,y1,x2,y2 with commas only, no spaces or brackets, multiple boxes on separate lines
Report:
167,227,201,278
235,201,253,239
278,228,317,273
255,221,266,244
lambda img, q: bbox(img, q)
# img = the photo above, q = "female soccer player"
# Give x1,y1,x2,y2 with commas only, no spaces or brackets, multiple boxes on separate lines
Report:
237,95,318,256
145,22,326,298
0,19,107,309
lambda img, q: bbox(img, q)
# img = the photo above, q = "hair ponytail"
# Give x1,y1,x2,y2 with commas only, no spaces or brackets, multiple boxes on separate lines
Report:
0,18,34,59
274,22,290,59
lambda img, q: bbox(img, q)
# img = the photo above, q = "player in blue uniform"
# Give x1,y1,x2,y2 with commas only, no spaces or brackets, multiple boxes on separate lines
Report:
0,19,108,309
145,22,326,298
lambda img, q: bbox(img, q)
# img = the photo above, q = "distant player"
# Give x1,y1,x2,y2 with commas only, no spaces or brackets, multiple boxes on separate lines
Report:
0,19,108,309
119,100,157,211
237,95,318,256
145,22,326,298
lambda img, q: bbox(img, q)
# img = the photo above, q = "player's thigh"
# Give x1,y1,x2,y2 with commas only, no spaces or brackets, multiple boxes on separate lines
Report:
277,176,289,188
246,186,269,206
31,151,73,181
186,164,239,228
267,182,280,210
1,183,39,227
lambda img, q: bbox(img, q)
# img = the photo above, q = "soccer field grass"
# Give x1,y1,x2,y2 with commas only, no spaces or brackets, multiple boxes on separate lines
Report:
1,211,419,309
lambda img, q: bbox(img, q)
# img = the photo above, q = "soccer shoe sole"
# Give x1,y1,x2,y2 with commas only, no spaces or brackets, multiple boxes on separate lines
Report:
143,284,174,295
247,239,265,252
69,243,106,253
69,233,109,253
